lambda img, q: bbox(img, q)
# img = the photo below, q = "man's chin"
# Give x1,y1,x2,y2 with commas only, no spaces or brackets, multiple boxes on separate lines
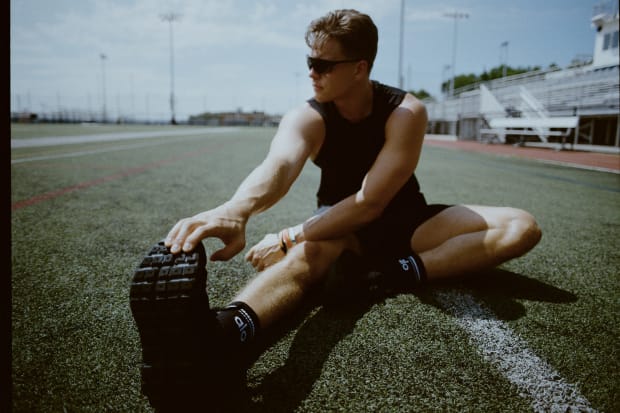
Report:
313,92,329,103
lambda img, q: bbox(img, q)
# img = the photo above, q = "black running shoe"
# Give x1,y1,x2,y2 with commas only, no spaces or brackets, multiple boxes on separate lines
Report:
130,240,217,411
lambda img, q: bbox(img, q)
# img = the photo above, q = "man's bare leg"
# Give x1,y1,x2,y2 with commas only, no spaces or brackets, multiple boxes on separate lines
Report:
234,237,356,328
226,205,540,329
411,205,542,279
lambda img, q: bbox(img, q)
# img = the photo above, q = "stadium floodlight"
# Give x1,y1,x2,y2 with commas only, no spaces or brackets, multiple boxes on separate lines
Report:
444,11,469,97
160,12,181,125
100,53,107,123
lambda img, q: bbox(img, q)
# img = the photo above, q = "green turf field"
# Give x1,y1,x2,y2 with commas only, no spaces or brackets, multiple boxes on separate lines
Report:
10,123,620,412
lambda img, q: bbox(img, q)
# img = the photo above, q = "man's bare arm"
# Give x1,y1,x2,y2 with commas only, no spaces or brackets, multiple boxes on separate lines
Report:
228,108,323,218
166,105,324,258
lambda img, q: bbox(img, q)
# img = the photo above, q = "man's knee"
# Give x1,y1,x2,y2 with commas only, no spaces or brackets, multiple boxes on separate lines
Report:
284,239,346,291
501,209,542,258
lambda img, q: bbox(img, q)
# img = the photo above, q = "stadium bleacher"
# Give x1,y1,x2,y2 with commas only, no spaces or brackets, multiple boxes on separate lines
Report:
425,3,619,151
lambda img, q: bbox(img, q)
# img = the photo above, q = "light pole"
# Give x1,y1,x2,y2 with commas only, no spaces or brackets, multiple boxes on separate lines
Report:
161,12,181,124
441,64,451,121
100,53,107,122
500,41,509,77
398,0,405,89
442,64,451,97
444,11,469,97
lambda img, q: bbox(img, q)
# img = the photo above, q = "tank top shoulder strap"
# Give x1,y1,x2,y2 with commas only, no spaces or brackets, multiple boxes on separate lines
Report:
372,81,406,117
308,98,339,124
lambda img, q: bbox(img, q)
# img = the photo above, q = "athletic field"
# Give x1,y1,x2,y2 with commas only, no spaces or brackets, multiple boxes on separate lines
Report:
10,123,619,412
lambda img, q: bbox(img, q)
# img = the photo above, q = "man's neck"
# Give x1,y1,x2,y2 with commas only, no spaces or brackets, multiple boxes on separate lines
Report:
333,80,374,123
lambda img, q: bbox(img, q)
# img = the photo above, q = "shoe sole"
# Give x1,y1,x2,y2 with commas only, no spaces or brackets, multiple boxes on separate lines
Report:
129,240,211,410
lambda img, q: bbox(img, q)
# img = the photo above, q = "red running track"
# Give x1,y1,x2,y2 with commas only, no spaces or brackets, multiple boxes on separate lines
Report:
424,138,619,173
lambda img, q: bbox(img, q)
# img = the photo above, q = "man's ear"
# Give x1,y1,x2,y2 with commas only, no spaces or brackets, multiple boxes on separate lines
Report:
354,60,370,78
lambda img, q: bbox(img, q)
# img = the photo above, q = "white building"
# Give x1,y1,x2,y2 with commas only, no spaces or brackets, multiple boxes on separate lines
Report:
592,2,620,68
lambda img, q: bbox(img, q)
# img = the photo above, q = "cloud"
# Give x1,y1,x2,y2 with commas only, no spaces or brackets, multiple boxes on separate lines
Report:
405,4,474,24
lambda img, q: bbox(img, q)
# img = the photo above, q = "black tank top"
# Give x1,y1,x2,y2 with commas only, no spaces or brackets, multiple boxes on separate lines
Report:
308,81,423,210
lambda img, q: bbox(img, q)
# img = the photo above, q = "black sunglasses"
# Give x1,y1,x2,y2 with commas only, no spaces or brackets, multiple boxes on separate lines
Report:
306,55,360,74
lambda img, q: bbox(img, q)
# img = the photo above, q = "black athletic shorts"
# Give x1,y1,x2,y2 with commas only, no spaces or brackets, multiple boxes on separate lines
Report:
320,192,451,265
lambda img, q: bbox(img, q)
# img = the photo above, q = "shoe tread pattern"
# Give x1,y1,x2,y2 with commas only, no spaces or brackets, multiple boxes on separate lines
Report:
129,240,211,410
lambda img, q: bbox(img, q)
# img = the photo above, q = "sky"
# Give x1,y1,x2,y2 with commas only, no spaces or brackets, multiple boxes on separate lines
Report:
10,0,604,122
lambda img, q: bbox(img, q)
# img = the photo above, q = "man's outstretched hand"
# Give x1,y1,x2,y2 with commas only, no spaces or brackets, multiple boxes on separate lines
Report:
165,204,247,262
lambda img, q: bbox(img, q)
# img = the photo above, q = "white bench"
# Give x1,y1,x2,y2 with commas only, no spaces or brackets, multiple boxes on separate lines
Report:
480,116,580,147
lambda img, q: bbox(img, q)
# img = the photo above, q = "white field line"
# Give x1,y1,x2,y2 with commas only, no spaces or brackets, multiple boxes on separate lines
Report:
12,140,175,164
10,127,239,148
11,127,240,164
435,290,597,413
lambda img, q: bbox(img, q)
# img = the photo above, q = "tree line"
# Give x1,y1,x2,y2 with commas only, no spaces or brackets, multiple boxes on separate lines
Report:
409,63,564,101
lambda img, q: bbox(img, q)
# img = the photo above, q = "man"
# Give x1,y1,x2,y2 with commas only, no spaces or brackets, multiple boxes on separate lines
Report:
131,9,541,410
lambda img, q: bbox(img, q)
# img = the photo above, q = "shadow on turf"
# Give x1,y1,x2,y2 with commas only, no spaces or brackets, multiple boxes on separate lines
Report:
246,286,381,412
243,267,577,412
422,267,578,321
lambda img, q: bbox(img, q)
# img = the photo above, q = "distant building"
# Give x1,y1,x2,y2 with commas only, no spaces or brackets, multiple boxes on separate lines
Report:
188,109,281,127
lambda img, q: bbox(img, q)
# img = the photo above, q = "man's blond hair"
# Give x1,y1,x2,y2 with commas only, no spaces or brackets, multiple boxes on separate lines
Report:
305,9,378,72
